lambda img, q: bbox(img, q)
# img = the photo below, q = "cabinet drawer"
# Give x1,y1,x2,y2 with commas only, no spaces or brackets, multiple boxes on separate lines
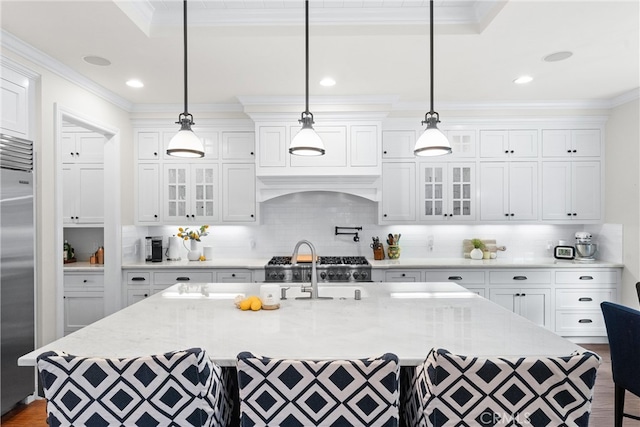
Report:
424,271,485,285
555,311,606,335
126,272,151,285
64,273,104,288
489,271,551,284
385,270,422,282
153,271,213,285
215,270,253,283
556,288,616,310
555,271,617,284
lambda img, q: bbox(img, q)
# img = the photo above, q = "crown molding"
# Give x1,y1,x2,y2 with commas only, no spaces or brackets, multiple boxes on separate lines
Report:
610,88,640,108
393,99,616,112
131,103,244,114
1,30,133,112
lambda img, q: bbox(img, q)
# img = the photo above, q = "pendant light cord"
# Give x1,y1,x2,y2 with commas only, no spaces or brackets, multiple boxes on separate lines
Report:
182,0,189,116
429,0,434,115
304,0,310,115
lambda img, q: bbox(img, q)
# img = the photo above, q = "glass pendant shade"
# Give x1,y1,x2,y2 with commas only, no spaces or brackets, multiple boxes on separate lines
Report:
167,117,204,158
414,115,452,157
290,114,325,156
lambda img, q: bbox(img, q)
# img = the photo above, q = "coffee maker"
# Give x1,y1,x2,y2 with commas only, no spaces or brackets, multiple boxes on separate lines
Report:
574,232,597,262
145,236,163,262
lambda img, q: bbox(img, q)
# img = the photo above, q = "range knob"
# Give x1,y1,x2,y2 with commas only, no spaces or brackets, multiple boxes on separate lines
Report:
337,273,344,280
320,272,327,279
345,272,351,279
353,272,360,280
359,271,368,280
277,272,285,280
293,271,301,280
328,271,336,279
269,272,278,280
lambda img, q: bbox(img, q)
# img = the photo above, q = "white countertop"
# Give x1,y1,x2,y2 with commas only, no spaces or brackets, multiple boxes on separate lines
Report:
116,257,622,271
19,282,582,367
63,262,105,272
368,257,623,269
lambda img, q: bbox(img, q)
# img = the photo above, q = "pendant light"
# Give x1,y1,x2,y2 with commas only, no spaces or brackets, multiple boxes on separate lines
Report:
414,0,452,157
167,0,205,158
289,0,325,156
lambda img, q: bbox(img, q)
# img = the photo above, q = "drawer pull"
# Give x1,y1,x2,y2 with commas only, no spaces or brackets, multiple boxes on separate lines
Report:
176,277,190,281
448,276,463,280
578,297,593,302
513,276,527,280
231,273,236,277
401,273,406,277
579,276,594,280
131,277,146,282
578,319,593,324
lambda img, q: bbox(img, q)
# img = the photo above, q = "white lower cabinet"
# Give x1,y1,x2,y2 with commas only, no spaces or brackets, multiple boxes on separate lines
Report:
63,272,104,335
489,287,551,329
384,270,422,282
423,270,486,297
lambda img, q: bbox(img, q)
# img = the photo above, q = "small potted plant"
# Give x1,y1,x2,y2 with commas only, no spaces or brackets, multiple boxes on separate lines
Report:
178,225,210,261
470,238,485,260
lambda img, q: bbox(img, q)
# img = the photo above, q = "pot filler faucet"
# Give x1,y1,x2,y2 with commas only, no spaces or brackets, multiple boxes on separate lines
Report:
291,240,330,300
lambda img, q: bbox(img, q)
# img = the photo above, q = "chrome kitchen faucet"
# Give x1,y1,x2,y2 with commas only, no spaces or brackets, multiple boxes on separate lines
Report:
291,240,330,300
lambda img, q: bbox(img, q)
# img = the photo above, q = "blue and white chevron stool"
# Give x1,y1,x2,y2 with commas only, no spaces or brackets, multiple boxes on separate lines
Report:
37,347,234,427
236,352,400,427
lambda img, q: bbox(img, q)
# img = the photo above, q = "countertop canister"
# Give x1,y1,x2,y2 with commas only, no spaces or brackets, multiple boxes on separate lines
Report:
260,284,280,310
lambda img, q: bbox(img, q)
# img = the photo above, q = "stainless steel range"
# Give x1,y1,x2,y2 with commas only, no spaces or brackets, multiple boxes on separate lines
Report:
265,256,372,283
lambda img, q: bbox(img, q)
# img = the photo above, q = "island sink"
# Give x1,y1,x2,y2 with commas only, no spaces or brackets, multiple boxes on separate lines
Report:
281,285,368,300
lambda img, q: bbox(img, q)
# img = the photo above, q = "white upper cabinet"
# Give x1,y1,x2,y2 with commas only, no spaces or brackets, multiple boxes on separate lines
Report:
134,123,257,225
480,130,538,158
62,164,104,225
1,67,30,139
163,164,219,224
419,163,475,221
382,130,416,159
255,121,381,176
446,130,476,158
542,161,601,221
380,162,416,222
542,129,601,158
222,132,255,161
61,131,105,164
480,162,538,221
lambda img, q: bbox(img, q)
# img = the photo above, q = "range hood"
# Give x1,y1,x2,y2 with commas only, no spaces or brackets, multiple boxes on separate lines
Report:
257,175,381,202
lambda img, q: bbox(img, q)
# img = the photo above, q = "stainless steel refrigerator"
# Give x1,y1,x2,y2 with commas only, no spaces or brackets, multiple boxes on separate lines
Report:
0,134,35,414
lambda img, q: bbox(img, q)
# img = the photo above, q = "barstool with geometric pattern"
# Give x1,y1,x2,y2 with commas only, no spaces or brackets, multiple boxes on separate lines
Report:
400,348,601,427
236,352,400,427
37,348,233,427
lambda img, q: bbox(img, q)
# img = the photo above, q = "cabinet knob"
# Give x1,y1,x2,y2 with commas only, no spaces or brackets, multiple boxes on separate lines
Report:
232,273,236,277
153,152,158,156
504,213,509,217
521,293,526,297
154,214,158,218
567,213,572,216
504,150,509,154
250,214,254,218
572,150,577,153
510,213,514,216
83,279,87,283
383,214,388,217
572,213,577,216
250,152,254,155
144,293,149,297
401,273,406,277
383,151,387,154
567,150,572,153
70,152,74,156
510,150,514,153
515,293,521,297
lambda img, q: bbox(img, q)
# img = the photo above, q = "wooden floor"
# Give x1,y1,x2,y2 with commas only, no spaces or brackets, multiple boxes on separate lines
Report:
2,344,639,426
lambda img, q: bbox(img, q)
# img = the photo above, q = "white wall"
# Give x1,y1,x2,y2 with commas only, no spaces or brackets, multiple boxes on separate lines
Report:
3,51,133,346
605,98,640,308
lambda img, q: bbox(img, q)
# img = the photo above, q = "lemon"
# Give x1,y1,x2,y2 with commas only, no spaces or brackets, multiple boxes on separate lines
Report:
199,255,206,261
250,299,262,311
239,299,252,311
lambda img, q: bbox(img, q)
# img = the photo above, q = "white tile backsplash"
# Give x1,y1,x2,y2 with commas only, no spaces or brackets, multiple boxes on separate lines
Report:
123,192,623,263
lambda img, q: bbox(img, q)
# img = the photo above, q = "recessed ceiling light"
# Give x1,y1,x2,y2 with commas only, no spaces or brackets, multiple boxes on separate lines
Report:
543,51,573,62
513,75,533,85
320,77,336,87
126,79,144,88
82,55,111,66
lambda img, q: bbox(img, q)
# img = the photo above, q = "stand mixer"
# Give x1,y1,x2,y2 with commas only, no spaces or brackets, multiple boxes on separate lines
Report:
574,232,597,262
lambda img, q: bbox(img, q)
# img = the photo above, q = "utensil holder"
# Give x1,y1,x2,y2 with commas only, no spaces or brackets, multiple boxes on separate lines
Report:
388,245,401,259
373,245,385,260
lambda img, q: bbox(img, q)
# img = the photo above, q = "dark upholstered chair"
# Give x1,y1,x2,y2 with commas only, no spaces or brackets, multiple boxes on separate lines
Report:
236,352,400,427
602,301,640,426
400,347,601,427
635,282,640,305
37,348,233,427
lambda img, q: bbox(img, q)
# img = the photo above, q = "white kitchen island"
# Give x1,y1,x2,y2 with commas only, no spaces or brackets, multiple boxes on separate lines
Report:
19,282,582,367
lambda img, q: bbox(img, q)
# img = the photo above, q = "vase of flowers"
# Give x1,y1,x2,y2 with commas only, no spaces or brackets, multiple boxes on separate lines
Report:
470,238,485,260
177,225,209,261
